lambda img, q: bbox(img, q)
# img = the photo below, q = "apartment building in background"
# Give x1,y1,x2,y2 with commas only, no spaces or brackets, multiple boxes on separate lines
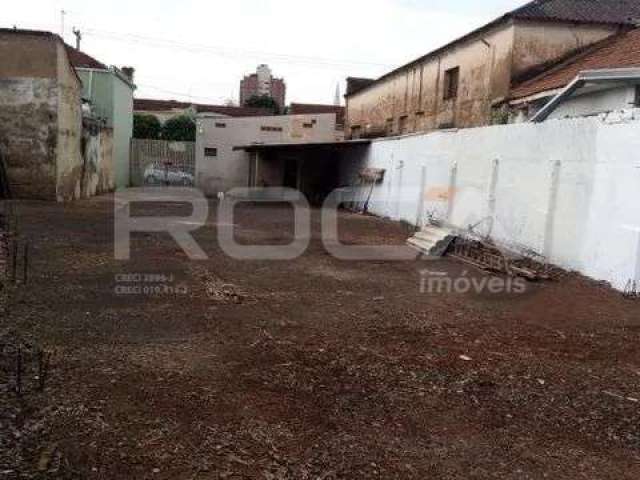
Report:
239,64,286,110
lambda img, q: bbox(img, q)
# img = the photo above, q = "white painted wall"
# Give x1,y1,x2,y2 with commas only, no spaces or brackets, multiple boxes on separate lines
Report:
196,113,341,195
339,112,640,291
549,86,638,120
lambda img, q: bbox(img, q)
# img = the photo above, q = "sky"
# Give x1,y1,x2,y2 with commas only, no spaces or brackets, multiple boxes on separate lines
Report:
5,0,525,106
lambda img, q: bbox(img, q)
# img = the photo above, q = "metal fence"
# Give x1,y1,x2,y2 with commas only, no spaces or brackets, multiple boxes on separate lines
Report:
130,139,196,187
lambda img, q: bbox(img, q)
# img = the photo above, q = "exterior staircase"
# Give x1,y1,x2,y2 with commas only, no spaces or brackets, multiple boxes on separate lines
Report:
407,225,457,257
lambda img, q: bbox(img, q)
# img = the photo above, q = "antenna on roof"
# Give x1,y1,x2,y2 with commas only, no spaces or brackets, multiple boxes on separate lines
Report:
72,28,82,50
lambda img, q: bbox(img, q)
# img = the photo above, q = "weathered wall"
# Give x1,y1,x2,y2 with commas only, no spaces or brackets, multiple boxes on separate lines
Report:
54,41,83,201
511,21,620,79
196,113,340,195
0,78,58,199
0,33,59,199
81,126,114,196
339,113,640,291
346,23,516,136
346,20,622,137
0,32,57,78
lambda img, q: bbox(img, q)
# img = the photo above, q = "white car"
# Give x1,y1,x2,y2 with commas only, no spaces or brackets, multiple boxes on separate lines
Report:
143,165,194,186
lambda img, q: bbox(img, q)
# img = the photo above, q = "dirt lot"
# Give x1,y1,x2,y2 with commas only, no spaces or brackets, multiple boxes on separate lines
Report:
3,196,640,479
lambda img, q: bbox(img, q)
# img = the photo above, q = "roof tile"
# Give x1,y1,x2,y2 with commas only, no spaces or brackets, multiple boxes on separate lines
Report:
134,98,272,117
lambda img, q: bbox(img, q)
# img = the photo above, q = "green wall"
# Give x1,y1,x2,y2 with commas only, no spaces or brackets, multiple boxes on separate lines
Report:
77,69,134,189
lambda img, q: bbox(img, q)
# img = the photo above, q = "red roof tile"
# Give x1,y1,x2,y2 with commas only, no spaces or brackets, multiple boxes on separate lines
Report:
289,103,345,125
511,28,640,100
133,98,272,117
512,0,640,25
65,45,108,70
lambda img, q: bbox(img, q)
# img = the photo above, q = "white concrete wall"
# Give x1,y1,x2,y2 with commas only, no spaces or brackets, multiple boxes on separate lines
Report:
549,86,637,120
196,113,341,195
340,113,640,291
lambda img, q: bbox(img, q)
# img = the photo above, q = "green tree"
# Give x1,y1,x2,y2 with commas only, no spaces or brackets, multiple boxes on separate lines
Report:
133,114,162,139
161,115,196,142
244,95,281,114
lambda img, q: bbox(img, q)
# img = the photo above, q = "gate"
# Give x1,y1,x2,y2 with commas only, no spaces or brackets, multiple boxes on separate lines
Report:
130,139,196,187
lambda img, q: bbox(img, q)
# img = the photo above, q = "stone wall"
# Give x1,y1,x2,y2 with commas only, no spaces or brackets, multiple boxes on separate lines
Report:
0,77,58,199
54,41,83,201
0,31,84,201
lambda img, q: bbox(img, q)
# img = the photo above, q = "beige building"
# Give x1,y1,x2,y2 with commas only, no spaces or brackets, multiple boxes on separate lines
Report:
0,29,112,201
196,113,343,197
345,0,640,138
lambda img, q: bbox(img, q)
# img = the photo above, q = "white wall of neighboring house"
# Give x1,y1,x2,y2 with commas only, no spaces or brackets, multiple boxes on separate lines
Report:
339,111,640,291
195,113,341,195
548,85,638,120
511,84,640,123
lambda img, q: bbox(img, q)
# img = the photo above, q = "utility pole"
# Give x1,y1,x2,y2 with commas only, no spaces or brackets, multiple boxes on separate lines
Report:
72,28,82,50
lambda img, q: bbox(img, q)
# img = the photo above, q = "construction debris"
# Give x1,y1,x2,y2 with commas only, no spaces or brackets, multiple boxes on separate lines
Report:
407,225,457,257
624,280,640,299
448,236,553,281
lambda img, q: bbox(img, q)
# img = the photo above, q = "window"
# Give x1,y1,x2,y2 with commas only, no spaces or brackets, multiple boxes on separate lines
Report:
261,126,283,132
399,115,409,134
204,147,217,157
215,122,226,128
303,123,314,129
385,118,394,135
443,67,460,100
635,85,640,107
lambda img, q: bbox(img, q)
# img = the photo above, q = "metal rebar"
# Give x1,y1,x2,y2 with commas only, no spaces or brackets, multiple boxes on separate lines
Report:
22,242,29,284
16,346,22,396
10,240,17,283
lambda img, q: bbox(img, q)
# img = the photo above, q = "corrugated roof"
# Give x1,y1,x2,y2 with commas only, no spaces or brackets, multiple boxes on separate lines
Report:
133,98,272,117
510,28,640,99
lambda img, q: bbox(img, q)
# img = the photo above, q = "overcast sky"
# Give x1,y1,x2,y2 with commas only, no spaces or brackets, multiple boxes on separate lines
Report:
6,0,525,106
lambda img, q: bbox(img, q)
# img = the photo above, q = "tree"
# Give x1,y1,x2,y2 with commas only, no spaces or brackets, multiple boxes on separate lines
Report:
133,114,162,139
161,115,196,142
244,94,281,114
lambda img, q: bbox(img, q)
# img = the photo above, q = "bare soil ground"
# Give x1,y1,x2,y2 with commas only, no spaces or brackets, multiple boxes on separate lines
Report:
3,196,640,479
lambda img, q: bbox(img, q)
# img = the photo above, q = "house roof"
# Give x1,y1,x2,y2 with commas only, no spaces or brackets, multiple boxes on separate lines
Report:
346,0,640,98
133,98,272,117
512,0,640,25
345,77,376,97
510,27,640,100
65,45,108,70
289,103,345,125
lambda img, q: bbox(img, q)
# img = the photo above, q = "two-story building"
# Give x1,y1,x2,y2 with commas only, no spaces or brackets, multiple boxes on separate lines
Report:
345,0,640,138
